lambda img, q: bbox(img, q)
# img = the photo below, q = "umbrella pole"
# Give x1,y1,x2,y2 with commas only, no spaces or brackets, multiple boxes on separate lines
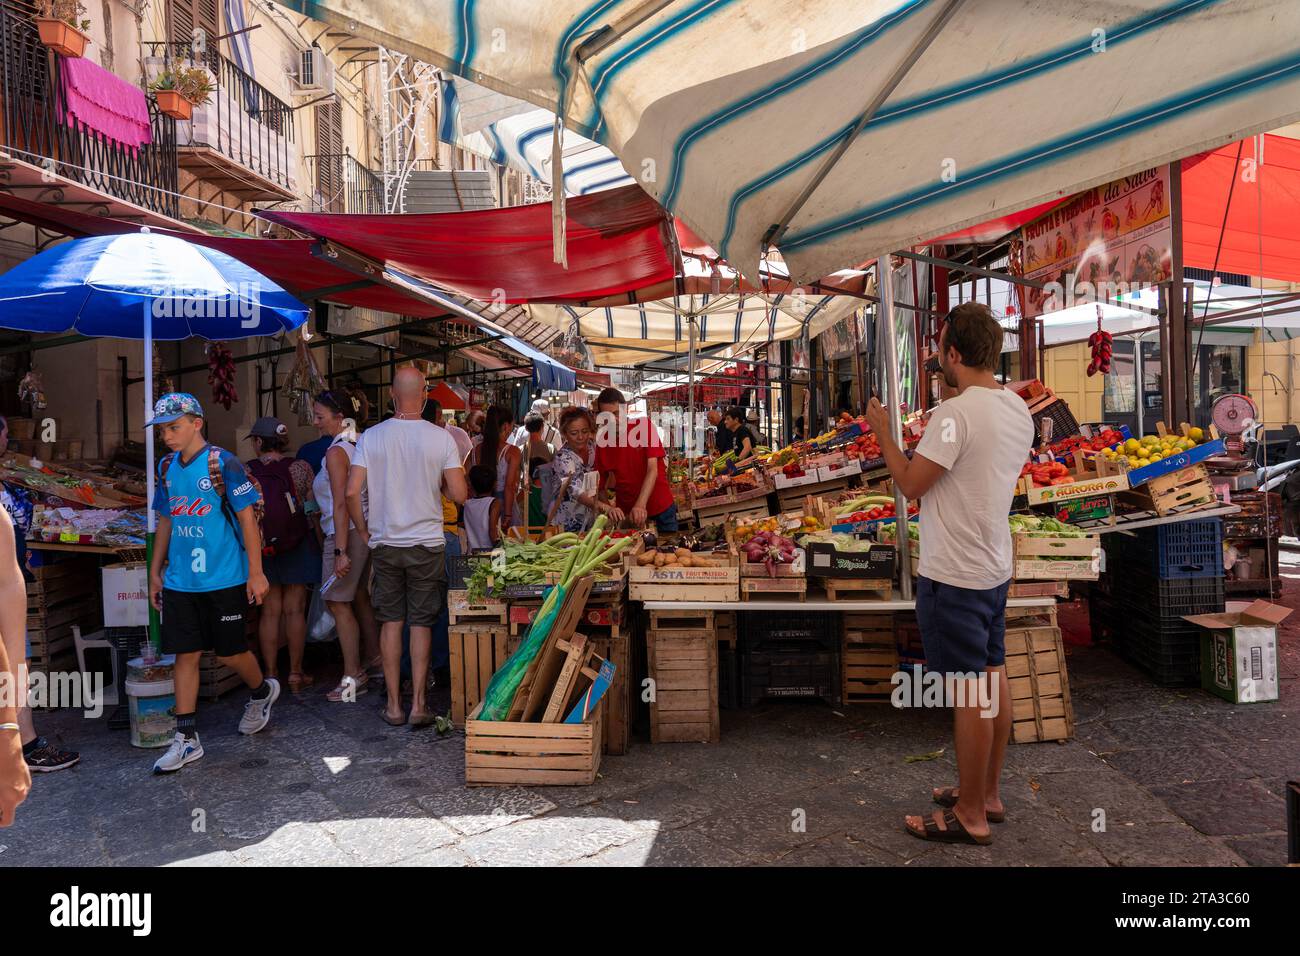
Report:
878,256,912,601
688,315,696,476
143,300,160,651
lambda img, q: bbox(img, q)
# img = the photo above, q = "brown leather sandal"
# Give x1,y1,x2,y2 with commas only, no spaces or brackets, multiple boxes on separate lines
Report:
933,787,1006,823
905,808,993,845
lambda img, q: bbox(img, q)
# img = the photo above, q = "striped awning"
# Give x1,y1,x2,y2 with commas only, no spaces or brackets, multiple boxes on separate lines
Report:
440,77,634,196
277,0,1300,283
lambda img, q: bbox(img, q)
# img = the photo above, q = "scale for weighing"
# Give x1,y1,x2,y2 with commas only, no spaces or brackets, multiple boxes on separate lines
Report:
1211,393,1258,457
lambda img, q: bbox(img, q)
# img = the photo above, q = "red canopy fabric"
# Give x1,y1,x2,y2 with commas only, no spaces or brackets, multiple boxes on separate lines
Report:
258,184,676,305
1181,134,1300,283
0,193,450,318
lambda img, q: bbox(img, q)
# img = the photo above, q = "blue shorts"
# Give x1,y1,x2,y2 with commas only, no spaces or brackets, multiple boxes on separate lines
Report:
915,576,1011,675
263,536,321,586
652,503,679,533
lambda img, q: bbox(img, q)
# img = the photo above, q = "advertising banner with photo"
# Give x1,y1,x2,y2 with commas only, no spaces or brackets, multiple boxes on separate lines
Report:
1011,167,1172,319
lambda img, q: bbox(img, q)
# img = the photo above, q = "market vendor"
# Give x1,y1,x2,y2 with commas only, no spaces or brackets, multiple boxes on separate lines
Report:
865,302,1033,848
707,409,732,455
723,406,757,462
594,388,678,532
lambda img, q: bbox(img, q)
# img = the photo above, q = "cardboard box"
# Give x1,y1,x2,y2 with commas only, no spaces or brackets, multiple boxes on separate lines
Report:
1184,601,1291,704
805,541,896,579
101,563,149,628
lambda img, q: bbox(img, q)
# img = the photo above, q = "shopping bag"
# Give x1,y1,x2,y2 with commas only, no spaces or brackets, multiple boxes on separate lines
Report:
306,584,337,643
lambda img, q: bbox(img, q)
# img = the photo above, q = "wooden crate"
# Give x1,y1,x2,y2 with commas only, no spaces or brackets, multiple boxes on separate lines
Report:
821,578,893,601
198,652,242,700
1004,604,1058,626
447,590,508,625
27,650,78,709
1119,463,1216,516
740,574,807,601
587,632,630,755
629,557,739,602
464,700,604,786
1008,580,1070,599
1013,532,1101,581
449,623,511,725
1004,625,1074,744
648,626,719,743
843,611,898,704
715,610,736,648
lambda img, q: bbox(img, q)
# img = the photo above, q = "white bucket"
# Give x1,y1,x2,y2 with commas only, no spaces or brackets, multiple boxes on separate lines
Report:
125,676,176,748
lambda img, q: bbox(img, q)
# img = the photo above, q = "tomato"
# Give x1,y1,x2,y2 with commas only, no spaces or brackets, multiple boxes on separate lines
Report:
1050,476,1074,485
850,511,868,522
868,508,883,520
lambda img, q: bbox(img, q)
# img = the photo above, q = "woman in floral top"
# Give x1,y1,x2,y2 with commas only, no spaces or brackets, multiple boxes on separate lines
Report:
549,407,625,533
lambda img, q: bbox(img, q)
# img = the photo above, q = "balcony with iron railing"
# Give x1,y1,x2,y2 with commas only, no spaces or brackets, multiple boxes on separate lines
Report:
144,41,296,202
0,3,179,218
304,153,383,213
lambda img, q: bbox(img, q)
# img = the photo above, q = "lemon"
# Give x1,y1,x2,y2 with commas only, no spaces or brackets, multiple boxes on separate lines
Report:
1189,427,1204,441
1128,457,1140,467
1149,453,1162,462
1185,439,1196,448
1124,438,1140,453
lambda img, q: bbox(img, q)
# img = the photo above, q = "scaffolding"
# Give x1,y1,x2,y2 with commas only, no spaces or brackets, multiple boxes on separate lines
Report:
377,46,438,214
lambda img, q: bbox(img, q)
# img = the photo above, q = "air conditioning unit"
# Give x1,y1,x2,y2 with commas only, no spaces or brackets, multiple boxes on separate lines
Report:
294,46,335,94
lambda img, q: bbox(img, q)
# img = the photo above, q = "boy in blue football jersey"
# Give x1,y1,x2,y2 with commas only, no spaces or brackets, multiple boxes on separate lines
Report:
146,393,278,774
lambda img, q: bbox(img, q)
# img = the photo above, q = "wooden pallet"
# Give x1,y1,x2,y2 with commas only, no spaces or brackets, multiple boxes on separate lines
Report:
27,650,78,710
465,700,604,786
447,590,509,625
27,593,101,632
449,623,511,725
821,578,893,601
1005,625,1074,744
647,628,719,743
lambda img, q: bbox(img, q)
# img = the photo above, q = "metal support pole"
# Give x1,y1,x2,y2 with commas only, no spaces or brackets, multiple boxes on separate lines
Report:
687,316,697,470
142,301,160,650
878,256,912,600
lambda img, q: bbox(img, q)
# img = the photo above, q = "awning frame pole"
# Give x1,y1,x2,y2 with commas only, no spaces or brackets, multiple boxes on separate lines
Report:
878,255,913,601
762,0,965,251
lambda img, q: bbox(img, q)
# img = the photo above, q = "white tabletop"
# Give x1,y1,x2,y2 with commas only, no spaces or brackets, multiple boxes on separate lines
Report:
643,595,1057,612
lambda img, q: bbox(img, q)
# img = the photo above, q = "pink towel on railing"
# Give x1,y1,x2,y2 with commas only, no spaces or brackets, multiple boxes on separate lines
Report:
58,56,152,153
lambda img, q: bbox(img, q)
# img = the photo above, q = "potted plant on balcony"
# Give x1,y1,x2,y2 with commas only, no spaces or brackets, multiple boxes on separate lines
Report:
150,66,214,121
35,0,92,58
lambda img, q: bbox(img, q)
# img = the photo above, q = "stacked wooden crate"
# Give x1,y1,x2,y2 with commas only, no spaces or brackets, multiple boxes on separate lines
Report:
449,622,517,726
199,652,242,700
843,611,898,704
647,609,719,743
27,557,100,686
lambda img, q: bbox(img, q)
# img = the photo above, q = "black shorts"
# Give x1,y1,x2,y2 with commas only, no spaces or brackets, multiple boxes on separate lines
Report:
161,584,251,658
915,576,1011,675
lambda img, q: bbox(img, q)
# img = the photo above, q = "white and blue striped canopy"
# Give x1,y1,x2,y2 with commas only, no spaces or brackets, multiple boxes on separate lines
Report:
278,0,1300,283
440,77,634,195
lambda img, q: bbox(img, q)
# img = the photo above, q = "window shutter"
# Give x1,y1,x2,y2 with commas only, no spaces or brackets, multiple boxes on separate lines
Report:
315,101,344,210
169,0,221,48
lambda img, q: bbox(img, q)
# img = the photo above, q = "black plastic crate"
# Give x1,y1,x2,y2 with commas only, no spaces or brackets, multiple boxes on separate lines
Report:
1031,399,1079,445
740,649,841,707
1126,519,1224,579
739,610,840,651
1119,641,1201,687
1114,573,1225,620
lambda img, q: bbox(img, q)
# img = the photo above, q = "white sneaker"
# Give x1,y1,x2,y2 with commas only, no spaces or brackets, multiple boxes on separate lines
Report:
238,677,280,735
153,733,203,774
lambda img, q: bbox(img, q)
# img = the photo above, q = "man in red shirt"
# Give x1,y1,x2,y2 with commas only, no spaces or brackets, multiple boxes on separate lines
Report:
594,388,678,533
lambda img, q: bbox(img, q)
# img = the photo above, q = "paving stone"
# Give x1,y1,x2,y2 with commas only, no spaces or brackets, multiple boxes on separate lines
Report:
402,845,475,866
565,779,717,831
1148,779,1287,836
319,802,460,864
1086,821,1245,867
564,827,749,866
1222,834,1290,867
161,850,242,867
413,786,557,836
209,790,341,842
1021,768,1182,827
458,815,647,866
231,821,360,866
1099,745,1249,787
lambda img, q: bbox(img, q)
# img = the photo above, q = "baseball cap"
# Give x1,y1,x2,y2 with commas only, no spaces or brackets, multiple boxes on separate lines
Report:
146,392,203,426
246,416,289,440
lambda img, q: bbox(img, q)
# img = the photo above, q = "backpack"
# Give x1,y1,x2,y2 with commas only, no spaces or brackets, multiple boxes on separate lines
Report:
160,445,265,552
245,457,311,556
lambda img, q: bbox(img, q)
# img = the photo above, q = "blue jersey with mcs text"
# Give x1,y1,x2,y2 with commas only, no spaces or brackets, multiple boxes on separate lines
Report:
152,446,261,592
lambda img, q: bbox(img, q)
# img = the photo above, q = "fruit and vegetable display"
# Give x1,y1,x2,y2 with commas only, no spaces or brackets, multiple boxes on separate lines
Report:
831,493,916,523
878,520,919,544
1100,430,1202,470
1087,326,1113,376
1008,514,1087,536
207,341,237,410
1019,460,1075,487
798,530,884,551
466,530,637,600
738,531,800,576
843,432,881,461
1045,428,1125,459
634,543,732,568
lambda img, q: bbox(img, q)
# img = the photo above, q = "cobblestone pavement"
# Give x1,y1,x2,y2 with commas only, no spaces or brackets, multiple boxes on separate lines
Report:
4,555,1296,867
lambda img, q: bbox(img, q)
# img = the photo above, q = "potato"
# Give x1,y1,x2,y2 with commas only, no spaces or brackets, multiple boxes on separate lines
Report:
674,548,692,560
637,550,657,566
678,554,694,568
654,552,667,567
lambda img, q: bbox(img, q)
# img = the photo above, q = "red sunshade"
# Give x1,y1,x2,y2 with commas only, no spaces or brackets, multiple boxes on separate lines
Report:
258,184,676,305
1181,134,1300,282
926,198,1069,245
0,194,450,319
427,382,466,411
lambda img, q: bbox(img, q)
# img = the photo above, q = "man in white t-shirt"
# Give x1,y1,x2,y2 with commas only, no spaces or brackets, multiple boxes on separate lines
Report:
347,367,467,727
866,302,1033,848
